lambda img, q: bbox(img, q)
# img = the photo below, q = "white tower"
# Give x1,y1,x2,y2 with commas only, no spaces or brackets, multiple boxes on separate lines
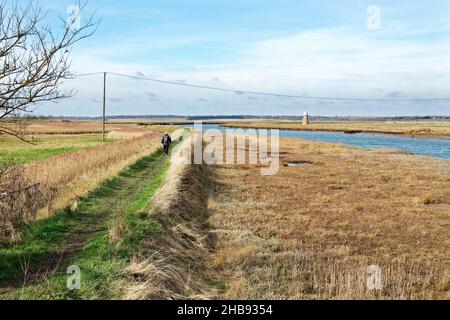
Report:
303,112,309,125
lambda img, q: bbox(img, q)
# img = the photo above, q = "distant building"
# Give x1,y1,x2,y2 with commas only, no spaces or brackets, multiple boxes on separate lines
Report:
303,112,309,125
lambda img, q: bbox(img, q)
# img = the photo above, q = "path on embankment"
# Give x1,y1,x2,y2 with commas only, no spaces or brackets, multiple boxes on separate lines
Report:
0,146,172,299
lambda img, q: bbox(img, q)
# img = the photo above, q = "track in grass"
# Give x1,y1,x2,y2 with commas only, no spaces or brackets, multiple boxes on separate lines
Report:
0,146,173,299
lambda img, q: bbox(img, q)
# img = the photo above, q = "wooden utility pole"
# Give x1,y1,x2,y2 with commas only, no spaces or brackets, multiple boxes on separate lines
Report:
102,72,107,142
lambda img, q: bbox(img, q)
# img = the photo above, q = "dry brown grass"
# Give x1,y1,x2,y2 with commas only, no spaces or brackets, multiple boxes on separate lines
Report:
206,137,450,299
224,121,450,138
24,120,142,135
0,166,45,241
106,128,147,140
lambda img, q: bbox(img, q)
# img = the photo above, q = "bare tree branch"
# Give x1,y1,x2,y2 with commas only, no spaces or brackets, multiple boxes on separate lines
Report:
0,0,100,140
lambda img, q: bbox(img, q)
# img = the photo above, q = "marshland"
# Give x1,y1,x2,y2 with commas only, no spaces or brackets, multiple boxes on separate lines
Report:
0,119,449,300
1,0,449,303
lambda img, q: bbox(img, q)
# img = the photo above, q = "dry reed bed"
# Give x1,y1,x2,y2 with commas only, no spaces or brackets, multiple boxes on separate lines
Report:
24,120,142,135
207,137,450,299
106,128,148,140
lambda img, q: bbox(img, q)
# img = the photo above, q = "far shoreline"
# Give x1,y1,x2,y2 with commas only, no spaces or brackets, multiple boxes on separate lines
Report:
220,123,450,141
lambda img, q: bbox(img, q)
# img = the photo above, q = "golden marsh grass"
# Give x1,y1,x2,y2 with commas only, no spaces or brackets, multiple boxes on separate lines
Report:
206,137,450,299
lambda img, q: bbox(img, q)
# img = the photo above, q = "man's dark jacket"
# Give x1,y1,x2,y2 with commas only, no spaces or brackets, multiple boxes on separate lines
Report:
162,134,172,146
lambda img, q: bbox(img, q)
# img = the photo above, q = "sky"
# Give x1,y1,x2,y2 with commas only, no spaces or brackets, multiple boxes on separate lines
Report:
35,0,450,117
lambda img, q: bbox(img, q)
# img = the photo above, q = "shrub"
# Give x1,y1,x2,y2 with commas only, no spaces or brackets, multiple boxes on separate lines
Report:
0,166,45,243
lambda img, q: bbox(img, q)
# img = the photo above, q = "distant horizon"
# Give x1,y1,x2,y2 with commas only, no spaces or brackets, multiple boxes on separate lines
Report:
26,114,450,120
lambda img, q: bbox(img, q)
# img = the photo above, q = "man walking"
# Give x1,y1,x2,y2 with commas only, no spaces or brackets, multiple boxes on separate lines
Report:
161,132,172,156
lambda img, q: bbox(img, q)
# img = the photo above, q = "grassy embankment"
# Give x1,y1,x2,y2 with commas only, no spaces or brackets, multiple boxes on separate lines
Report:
0,144,175,299
223,121,450,138
204,134,450,299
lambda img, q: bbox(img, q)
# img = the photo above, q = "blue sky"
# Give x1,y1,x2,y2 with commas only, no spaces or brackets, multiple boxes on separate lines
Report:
37,0,450,116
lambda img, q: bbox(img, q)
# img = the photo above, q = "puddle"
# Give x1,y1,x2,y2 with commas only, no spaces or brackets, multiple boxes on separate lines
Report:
284,161,314,167
287,163,305,167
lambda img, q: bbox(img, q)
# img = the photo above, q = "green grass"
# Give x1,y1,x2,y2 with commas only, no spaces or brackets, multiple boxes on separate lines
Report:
0,134,107,165
0,147,84,165
0,143,176,300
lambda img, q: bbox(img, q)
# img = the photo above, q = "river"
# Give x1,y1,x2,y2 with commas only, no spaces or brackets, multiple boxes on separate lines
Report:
176,123,450,160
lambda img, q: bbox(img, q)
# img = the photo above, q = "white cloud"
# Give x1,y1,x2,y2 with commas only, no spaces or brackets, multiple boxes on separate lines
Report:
38,24,450,116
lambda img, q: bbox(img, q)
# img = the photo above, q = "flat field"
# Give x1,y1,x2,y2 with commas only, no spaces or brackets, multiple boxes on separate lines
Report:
0,134,105,165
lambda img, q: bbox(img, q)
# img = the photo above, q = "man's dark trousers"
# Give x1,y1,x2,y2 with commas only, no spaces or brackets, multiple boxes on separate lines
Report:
164,144,170,155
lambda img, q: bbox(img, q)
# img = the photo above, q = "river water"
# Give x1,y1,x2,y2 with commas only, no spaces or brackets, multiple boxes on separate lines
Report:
177,123,450,160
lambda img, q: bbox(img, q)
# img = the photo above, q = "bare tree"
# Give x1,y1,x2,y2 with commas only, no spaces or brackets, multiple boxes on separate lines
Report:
0,0,99,141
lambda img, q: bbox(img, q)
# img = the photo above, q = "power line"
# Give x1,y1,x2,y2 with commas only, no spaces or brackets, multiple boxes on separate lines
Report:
72,71,450,102
74,72,106,77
